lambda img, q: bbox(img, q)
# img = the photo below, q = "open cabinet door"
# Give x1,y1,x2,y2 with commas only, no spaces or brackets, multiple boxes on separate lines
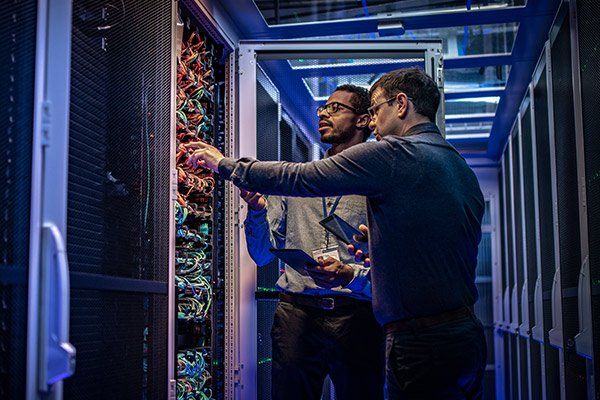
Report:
1,1,76,399
232,40,444,400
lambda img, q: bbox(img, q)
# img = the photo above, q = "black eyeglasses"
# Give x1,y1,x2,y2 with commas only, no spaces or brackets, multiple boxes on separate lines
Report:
367,94,413,118
316,101,358,116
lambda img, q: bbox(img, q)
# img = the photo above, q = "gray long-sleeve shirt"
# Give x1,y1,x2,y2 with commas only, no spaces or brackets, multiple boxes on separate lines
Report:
244,195,372,300
220,122,484,325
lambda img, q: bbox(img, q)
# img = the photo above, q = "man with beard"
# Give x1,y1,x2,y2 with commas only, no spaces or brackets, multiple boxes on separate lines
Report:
238,84,383,400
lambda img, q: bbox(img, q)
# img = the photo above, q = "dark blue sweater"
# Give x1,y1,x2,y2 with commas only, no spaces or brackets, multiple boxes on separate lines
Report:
219,122,484,325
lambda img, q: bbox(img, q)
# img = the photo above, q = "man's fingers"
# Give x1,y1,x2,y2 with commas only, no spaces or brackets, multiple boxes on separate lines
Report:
186,152,206,169
183,140,207,150
354,249,364,263
358,224,369,234
321,256,338,266
347,244,356,255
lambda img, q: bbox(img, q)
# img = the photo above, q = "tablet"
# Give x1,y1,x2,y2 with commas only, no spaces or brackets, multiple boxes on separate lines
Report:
269,248,319,270
319,213,369,253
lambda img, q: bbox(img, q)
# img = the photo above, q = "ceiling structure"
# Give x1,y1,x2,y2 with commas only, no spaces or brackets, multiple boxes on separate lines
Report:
218,0,561,163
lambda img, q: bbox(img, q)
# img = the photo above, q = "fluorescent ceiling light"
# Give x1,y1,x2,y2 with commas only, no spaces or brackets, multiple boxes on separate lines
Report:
446,133,491,140
446,113,495,120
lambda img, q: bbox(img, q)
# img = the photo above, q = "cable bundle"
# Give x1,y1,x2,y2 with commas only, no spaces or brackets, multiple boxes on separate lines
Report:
175,25,218,400
177,349,213,400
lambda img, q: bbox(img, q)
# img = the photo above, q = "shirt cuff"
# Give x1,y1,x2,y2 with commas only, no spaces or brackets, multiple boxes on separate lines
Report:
218,157,236,180
245,207,268,224
343,264,370,293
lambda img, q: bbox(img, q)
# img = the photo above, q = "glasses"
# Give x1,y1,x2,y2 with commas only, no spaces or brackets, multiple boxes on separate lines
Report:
367,94,413,118
316,101,358,116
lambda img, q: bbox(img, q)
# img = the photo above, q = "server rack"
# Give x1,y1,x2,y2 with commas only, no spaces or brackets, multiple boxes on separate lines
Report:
569,0,599,397
1,1,234,398
517,89,543,400
174,2,233,399
496,1,598,398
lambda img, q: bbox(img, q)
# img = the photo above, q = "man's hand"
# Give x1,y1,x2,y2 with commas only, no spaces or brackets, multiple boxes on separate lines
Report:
240,189,266,211
305,256,354,289
184,140,224,173
347,224,370,267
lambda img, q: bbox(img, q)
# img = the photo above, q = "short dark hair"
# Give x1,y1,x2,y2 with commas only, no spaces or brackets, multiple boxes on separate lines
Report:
369,67,440,122
335,84,372,141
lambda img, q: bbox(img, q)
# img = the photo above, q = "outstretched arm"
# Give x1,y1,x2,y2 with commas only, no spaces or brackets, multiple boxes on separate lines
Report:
185,139,397,198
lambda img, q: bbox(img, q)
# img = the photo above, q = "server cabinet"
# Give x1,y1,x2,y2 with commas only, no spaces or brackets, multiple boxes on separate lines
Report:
511,117,529,399
517,93,542,400
546,5,588,398
530,47,562,400
569,0,599,397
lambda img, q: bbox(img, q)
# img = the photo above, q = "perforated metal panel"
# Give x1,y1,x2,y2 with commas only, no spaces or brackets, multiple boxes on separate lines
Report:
550,13,588,398
499,168,507,292
257,299,277,400
552,12,580,292
0,1,36,398
65,0,171,397
521,107,537,307
506,139,515,287
511,132,524,303
520,106,543,399
533,69,555,295
533,66,562,399
575,0,600,393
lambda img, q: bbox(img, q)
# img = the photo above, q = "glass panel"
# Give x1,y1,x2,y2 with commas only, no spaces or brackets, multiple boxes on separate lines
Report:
299,23,519,58
445,65,511,91
296,58,425,99
446,96,500,115
303,73,382,99
255,0,526,26
402,23,518,57
482,200,492,226
476,232,492,277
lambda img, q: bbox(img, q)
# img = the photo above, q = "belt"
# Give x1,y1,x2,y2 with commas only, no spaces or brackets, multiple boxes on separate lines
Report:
384,306,473,334
279,292,367,311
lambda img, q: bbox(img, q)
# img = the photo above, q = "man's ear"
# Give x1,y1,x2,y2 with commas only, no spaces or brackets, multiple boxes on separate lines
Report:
355,113,370,129
396,93,409,119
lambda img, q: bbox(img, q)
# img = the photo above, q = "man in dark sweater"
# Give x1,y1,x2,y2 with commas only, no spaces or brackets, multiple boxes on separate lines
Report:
187,68,486,399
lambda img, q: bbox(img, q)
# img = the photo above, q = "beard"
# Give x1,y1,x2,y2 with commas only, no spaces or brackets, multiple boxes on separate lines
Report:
320,126,351,144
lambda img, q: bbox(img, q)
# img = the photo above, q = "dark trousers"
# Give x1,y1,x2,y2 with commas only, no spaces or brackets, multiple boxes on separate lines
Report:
384,312,487,400
271,299,385,400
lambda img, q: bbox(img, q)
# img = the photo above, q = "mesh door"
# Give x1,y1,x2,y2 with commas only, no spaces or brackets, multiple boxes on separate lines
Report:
533,66,561,399
0,2,37,398
550,13,587,398
65,0,171,398
576,0,600,393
